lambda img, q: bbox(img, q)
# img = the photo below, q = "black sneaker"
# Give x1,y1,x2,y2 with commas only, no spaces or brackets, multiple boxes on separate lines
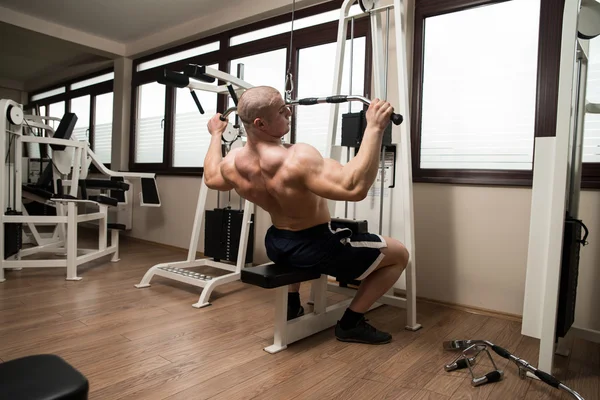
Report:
335,317,392,344
287,305,304,320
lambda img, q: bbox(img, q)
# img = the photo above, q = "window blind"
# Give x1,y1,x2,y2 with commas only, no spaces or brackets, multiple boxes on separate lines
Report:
93,93,113,164
419,0,540,170
295,38,366,156
135,83,165,163
583,36,600,163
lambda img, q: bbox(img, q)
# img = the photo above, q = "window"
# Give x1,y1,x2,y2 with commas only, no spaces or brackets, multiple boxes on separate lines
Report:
417,0,540,173
94,92,113,164
135,82,166,164
226,49,288,123
129,0,371,174
28,69,115,165
295,37,366,156
173,64,219,168
70,95,91,141
583,36,600,163
48,101,65,130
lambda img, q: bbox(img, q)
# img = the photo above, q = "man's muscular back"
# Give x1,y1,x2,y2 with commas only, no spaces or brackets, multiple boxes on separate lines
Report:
221,143,330,231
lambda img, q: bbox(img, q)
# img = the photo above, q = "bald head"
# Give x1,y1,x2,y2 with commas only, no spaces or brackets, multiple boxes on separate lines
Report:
237,86,283,128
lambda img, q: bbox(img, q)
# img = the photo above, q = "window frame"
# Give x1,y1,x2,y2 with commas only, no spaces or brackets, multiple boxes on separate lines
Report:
27,68,115,167
410,0,598,187
128,0,372,175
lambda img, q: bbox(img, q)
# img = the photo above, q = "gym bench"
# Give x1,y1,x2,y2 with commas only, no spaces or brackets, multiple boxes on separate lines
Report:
0,354,88,399
241,217,420,353
242,263,350,353
240,218,385,353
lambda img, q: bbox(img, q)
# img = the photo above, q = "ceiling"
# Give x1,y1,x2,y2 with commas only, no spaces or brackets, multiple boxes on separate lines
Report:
0,0,226,42
0,22,111,89
0,0,316,90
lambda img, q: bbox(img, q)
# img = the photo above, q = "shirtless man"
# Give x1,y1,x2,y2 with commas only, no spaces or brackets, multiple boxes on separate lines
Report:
204,86,409,344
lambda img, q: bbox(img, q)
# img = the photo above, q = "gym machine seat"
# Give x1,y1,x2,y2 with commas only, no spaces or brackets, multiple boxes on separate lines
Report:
0,354,89,399
241,263,321,288
240,218,368,289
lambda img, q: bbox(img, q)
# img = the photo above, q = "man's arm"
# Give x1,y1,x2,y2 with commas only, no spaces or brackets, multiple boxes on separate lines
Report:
295,99,393,201
204,114,234,191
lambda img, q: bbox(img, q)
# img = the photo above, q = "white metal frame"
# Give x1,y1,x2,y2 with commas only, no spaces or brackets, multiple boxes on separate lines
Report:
134,67,255,308
521,0,600,373
1,99,160,282
263,0,420,354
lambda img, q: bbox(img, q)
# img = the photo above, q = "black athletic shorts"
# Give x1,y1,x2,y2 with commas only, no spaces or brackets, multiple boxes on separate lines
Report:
264,220,387,281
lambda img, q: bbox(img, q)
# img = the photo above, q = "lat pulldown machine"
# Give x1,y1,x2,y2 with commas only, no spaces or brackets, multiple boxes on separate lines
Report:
239,0,420,354
134,65,257,308
522,0,600,375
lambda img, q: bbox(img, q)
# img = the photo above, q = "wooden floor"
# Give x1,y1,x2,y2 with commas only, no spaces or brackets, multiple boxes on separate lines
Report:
1,235,598,400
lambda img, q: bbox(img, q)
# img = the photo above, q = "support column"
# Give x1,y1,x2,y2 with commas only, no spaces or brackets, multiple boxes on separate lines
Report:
112,58,133,171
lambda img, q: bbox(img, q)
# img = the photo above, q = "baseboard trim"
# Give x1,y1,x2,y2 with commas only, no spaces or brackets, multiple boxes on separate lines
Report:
325,278,522,322
415,296,523,322
324,278,523,322
570,326,600,343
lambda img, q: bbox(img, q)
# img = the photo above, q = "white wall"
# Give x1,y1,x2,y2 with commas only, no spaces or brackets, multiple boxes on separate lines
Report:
126,176,272,264
0,85,26,104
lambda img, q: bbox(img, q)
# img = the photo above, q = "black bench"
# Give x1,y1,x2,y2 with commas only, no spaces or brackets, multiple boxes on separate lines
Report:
0,354,88,399
241,263,321,288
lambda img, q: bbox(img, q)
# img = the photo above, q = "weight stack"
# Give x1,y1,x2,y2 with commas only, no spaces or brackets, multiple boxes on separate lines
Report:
204,208,254,264
556,215,585,338
341,110,392,149
4,209,23,259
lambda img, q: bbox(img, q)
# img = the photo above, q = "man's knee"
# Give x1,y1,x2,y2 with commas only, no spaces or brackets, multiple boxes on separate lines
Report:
381,237,409,268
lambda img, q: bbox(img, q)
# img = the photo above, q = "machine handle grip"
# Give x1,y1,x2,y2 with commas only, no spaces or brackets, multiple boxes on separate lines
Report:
491,345,512,359
190,91,204,114
534,370,561,388
390,113,403,125
485,371,503,383
298,97,319,105
227,84,239,106
325,95,349,103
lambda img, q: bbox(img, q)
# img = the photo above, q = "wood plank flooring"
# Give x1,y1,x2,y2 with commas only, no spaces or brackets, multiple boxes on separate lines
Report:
0,234,598,399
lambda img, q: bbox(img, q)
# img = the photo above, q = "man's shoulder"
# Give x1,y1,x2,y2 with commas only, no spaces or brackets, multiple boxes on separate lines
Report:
288,142,320,159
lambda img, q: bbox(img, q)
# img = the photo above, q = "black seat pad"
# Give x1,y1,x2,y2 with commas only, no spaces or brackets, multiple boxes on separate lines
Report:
241,263,321,288
89,195,118,207
0,354,88,400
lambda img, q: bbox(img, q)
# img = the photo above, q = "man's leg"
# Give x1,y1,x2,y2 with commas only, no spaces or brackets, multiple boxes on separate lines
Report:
288,283,304,320
335,237,409,344
349,237,408,313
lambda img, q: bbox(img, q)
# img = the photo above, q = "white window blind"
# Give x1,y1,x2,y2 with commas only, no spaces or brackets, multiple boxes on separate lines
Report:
173,64,218,168
295,37,366,156
137,42,219,72
230,5,362,46
70,73,114,90
420,0,540,170
94,92,113,164
31,87,65,102
70,95,90,142
583,36,600,163
135,82,165,163
226,49,288,142
48,101,65,131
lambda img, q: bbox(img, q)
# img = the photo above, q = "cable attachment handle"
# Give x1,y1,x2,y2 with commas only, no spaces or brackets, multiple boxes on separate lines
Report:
285,72,294,103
